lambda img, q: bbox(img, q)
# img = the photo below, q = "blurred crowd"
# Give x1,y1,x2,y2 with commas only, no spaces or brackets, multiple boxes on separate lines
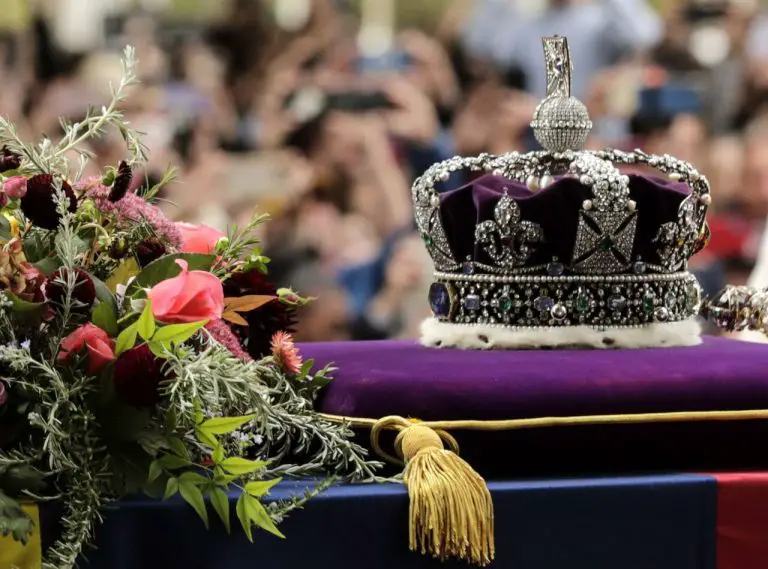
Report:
2,0,768,341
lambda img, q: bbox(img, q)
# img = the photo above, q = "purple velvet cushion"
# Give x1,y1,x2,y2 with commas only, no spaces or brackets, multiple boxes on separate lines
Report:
306,336,768,420
303,337,768,475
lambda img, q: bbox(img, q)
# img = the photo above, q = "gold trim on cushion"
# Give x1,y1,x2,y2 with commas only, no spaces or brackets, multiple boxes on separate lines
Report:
320,408,768,432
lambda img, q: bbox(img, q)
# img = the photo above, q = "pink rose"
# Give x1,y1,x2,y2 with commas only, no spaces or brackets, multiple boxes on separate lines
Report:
58,323,116,375
147,259,224,323
3,176,27,199
176,223,225,254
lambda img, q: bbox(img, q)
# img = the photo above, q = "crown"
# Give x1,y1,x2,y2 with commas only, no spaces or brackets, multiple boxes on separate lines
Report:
415,36,711,350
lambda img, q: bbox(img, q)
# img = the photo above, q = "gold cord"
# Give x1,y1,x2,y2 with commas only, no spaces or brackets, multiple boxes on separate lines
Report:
322,408,768,435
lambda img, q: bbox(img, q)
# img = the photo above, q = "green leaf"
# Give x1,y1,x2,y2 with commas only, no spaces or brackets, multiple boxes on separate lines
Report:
92,300,118,336
193,400,204,425
180,479,209,529
210,487,231,533
34,256,60,276
244,478,281,497
309,373,333,390
214,472,239,486
137,299,156,340
152,320,207,345
0,490,34,543
199,414,256,436
106,257,140,293
148,460,163,483
163,477,179,500
243,493,285,538
22,231,52,263
220,457,268,476
213,445,224,464
179,471,209,486
159,454,189,470
0,215,11,240
131,253,216,292
194,426,218,449
167,436,189,459
164,407,178,432
90,273,118,313
297,359,314,382
6,292,46,324
236,494,254,542
54,232,89,257
147,341,170,358
115,322,138,356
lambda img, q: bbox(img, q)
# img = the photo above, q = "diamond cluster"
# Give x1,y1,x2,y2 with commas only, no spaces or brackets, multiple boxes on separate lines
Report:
703,285,768,333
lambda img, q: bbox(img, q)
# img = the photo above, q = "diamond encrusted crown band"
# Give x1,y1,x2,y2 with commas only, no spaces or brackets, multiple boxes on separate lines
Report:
429,272,701,329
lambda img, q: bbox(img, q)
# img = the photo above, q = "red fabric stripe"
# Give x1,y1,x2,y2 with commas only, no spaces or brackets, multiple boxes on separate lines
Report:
714,472,768,569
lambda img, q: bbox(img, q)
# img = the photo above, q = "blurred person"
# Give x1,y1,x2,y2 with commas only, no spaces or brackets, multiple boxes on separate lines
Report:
462,0,662,100
286,262,352,342
698,117,768,292
351,232,433,340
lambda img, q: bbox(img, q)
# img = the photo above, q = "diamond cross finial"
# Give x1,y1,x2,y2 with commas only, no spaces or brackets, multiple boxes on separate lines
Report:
543,36,572,98
530,35,592,152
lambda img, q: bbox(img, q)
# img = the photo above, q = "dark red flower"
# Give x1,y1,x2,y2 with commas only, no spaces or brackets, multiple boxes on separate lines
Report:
135,237,167,267
223,269,296,359
108,161,133,202
20,175,77,230
0,147,21,173
45,268,96,311
113,344,169,408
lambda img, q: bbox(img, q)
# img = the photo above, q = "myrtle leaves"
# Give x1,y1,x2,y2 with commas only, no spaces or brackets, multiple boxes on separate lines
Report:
147,401,283,541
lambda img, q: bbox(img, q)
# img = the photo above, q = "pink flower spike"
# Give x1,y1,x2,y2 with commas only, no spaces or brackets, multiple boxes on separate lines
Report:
271,331,303,375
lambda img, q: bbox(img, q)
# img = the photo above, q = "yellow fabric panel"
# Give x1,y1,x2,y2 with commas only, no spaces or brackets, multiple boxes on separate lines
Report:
0,504,42,569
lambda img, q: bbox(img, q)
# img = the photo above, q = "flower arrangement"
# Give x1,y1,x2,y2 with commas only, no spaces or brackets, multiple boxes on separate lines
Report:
0,47,378,568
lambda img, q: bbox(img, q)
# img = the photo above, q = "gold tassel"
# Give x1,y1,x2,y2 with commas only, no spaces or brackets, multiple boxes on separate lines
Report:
397,424,495,566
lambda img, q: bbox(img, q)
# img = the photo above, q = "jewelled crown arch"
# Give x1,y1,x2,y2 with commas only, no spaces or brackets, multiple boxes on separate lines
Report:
412,35,711,347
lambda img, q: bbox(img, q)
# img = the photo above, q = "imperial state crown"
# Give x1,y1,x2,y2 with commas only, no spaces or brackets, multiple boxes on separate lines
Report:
415,36,710,350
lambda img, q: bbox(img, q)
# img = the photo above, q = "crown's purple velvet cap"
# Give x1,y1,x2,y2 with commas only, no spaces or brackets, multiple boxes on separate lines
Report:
438,174,691,269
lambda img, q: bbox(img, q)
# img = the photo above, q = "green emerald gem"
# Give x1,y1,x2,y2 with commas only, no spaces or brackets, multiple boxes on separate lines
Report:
499,295,513,313
599,236,614,252
643,292,656,313
422,233,433,246
576,292,590,313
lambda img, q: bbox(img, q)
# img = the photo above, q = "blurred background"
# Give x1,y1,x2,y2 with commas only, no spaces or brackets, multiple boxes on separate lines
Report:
1,0,767,341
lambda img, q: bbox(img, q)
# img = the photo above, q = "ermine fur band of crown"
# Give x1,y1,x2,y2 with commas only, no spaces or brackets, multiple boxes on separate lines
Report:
414,36,711,350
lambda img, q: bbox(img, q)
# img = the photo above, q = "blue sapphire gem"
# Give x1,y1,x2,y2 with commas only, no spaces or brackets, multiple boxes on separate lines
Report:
428,283,451,318
462,261,474,274
547,262,565,276
533,296,554,312
465,294,481,311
